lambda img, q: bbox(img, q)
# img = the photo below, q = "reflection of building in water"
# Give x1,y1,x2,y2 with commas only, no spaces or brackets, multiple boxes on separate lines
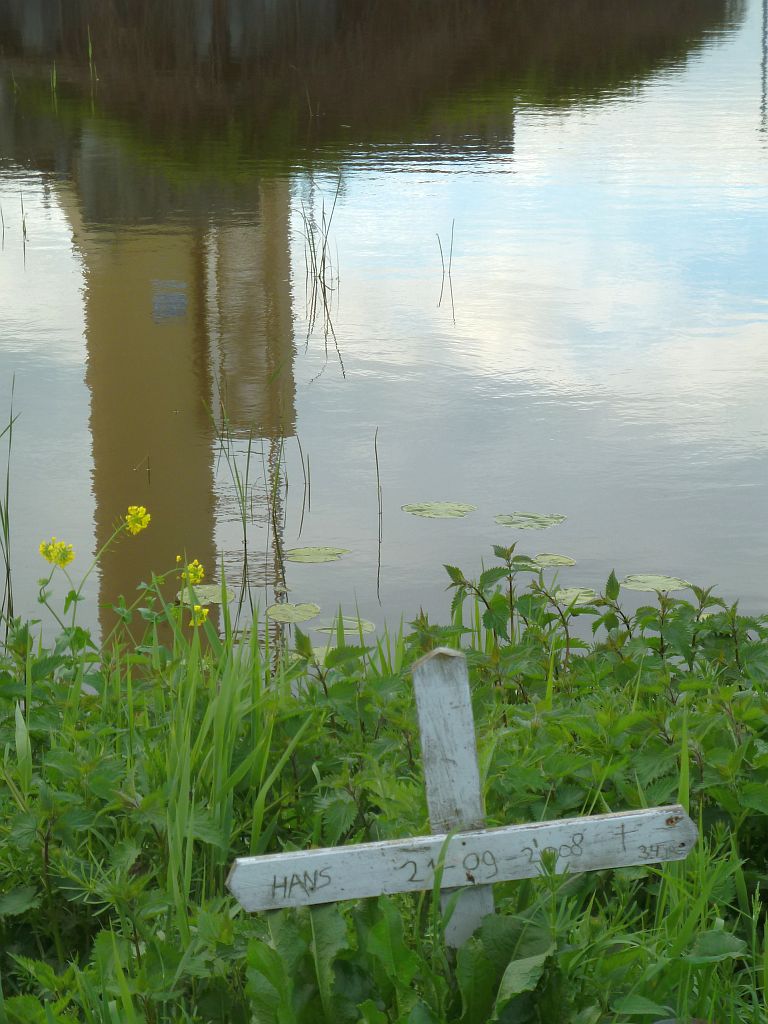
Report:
45,124,296,630
204,180,294,438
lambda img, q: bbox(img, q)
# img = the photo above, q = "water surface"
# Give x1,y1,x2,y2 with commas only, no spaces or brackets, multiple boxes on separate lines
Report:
1,0,766,638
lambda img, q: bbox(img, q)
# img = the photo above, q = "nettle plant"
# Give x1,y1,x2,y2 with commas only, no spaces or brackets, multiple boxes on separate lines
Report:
443,542,768,687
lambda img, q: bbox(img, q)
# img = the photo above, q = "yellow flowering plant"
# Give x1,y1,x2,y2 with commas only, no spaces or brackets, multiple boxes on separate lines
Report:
39,537,75,569
125,505,151,535
180,558,205,586
37,504,153,635
190,604,209,627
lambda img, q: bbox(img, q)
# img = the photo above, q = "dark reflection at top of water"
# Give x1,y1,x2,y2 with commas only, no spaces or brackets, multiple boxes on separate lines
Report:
0,0,746,171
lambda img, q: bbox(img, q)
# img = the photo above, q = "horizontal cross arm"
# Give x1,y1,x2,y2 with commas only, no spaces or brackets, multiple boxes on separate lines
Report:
227,805,697,913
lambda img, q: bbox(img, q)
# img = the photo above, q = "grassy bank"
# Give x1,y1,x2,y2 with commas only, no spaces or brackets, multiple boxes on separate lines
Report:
1,539,768,1023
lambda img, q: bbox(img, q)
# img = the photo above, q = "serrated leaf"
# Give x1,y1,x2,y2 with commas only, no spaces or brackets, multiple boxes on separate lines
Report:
445,564,466,585
294,627,314,660
495,511,566,530
266,602,321,624
605,569,620,601
284,546,350,563
319,793,358,844
740,783,768,815
402,502,476,518
479,566,509,590
0,885,40,917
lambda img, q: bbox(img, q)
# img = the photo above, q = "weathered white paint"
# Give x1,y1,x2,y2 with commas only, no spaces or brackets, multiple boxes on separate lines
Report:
226,805,698,913
412,647,494,945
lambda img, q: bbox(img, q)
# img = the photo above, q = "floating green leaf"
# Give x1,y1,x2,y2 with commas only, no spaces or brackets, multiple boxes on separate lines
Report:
316,616,375,635
495,512,566,530
535,553,576,567
284,547,350,563
621,574,690,593
554,587,597,606
401,502,477,518
176,583,235,605
266,602,321,624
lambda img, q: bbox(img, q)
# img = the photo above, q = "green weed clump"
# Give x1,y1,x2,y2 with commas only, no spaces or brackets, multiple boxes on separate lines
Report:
1,541,768,1023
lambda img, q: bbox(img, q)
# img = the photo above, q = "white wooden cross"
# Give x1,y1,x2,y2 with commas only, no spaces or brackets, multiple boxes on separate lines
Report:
227,648,697,946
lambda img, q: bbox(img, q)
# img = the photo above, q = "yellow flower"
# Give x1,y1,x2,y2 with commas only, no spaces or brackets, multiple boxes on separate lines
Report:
190,604,209,626
125,505,151,535
180,558,204,585
39,537,75,568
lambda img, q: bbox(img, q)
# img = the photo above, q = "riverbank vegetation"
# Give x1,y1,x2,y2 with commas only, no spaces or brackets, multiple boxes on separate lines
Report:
1,532,768,1023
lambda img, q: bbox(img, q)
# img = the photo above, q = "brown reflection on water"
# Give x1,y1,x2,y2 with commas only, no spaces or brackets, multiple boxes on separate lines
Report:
55,158,294,630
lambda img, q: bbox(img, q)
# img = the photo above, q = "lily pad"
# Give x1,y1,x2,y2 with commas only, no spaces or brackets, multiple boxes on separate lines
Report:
495,512,566,530
535,553,576,568
554,587,597,606
284,547,349,563
266,602,321,624
316,616,376,635
401,502,477,519
510,556,541,572
621,574,690,593
176,583,235,605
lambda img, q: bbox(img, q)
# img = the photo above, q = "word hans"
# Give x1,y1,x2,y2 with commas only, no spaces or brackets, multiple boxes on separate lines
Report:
271,868,332,900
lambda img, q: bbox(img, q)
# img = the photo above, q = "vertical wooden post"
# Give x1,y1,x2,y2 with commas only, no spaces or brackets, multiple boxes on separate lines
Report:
411,647,495,946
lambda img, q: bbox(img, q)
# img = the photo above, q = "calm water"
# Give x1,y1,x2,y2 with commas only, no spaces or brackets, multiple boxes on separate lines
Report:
0,0,766,639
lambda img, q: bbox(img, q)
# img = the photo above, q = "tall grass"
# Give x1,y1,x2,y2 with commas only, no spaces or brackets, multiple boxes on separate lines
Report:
2,536,768,1019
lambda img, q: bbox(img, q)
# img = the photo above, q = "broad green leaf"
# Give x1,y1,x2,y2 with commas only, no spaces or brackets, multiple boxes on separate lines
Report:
740,783,768,815
457,938,498,1024
492,946,553,1016
611,994,674,1015
406,1006,440,1024
605,569,620,601
621,574,690,593
358,1001,388,1024
401,502,477,518
310,905,348,1022
0,885,40,917
316,616,375,635
554,587,597,606
366,897,419,986
246,941,293,1023
176,583,234,604
534,553,576,567
683,928,748,964
284,546,350,563
495,512,566,530
266,602,321,624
